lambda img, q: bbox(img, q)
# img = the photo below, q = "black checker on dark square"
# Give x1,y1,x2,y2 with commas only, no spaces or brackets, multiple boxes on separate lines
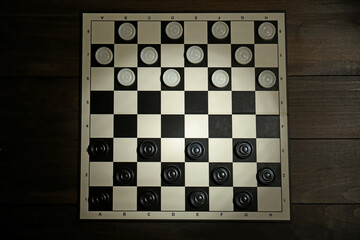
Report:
161,68,184,90
115,21,138,44
256,115,280,138
89,138,113,162
91,44,114,67
138,91,161,114
257,163,281,187
208,68,231,91
232,91,255,114
161,162,185,186
137,187,161,211
255,68,279,91
161,115,184,138
113,162,137,186
185,91,208,114
185,187,209,211
208,21,231,44
90,91,114,114
89,187,113,211
138,44,161,67
161,21,184,44
209,163,233,186
209,115,232,138
233,187,257,212
185,44,208,67
114,68,137,90
233,138,256,162
185,138,208,162
231,44,255,67
254,21,278,44
114,115,137,137
137,138,161,162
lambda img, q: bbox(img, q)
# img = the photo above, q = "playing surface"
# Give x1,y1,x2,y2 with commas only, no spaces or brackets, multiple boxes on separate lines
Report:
80,13,289,220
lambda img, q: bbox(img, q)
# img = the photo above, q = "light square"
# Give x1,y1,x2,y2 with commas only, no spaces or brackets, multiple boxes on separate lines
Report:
113,187,137,210
256,91,279,115
232,115,256,138
184,68,208,91
161,44,185,67
231,68,255,91
138,115,161,138
161,138,185,162
255,44,278,67
185,115,209,138
208,44,231,67
91,68,114,91
114,44,137,67
256,138,281,163
89,162,113,186
137,162,161,186
231,21,254,44
161,91,184,114
184,21,207,44
209,187,233,211
233,163,257,187
208,91,232,114
92,21,114,44
185,163,209,186
114,91,137,114
258,187,282,211
209,139,233,162
114,138,137,162
138,21,161,43
138,68,161,91
161,187,186,211
90,114,113,138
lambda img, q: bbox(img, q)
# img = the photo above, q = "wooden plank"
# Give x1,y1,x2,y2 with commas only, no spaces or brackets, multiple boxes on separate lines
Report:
1,204,360,239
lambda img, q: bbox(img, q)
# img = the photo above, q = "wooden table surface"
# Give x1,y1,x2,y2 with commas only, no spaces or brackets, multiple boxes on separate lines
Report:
1,0,359,239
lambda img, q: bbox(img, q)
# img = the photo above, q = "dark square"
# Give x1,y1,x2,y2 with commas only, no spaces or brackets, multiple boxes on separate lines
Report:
255,68,279,91
89,187,113,211
114,68,137,90
208,68,231,91
185,91,208,114
89,138,113,162
256,116,280,138
161,68,184,90
232,91,255,114
257,163,281,187
115,21,138,44
208,21,231,44
185,187,209,211
185,138,208,162
161,115,184,138
138,91,161,114
233,138,256,162
138,44,161,67
209,115,232,138
233,187,258,212
209,163,233,186
91,44,114,67
185,44,208,67
254,21,278,44
114,115,137,137
161,21,184,44
137,138,161,162
231,44,255,67
90,91,114,114
113,162,137,186
161,162,185,186
137,187,161,211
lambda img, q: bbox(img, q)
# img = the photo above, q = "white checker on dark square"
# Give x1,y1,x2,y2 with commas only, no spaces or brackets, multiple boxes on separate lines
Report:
137,115,161,138
207,21,231,44
114,91,137,114
208,91,232,114
208,44,231,67
185,91,208,114
185,138,208,162
114,21,138,44
254,21,278,44
161,115,184,138
138,44,161,67
91,68,114,91
257,187,282,212
113,162,137,186
184,44,208,67
138,21,161,44
184,21,207,44
209,115,232,138
113,187,137,211
88,138,113,162
185,163,209,186
161,138,185,162
161,21,185,44
256,91,279,115
256,115,280,138
209,187,233,211
138,91,161,114
208,68,231,91
233,163,257,187
232,91,255,114
89,162,113,186
257,163,281,187
208,138,232,163
161,91,184,114
231,68,255,91
161,68,184,90
233,187,257,211
114,115,137,137
161,187,185,211
91,44,114,67
137,187,161,211
209,163,233,186
184,68,208,91
185,115,209,138
256,138,281,163
231,21,254,44
92,21,115,44
114,67,137,91
89,187,113,211
255,68,279,91
137,162,161,186
137,138,161,162
90,114,114,138
90,91,114,114
113,138,137,162
114,44,137,67
254,44,278,68
138,68,161,91
233,138,257,162
231,44,255,67
161,45,185,67
185,187,209,211
232,115,256,138
161,162,185,186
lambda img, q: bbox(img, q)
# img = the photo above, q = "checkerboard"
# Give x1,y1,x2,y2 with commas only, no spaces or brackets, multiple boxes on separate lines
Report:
80,13,290,220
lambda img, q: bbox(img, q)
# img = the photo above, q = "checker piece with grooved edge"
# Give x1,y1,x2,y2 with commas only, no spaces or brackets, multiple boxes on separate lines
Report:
257,168,275,185
117,68,135,86
190,190,208,208
258,22,276,40
235,46,253,65
165,21,183,39
139,191,158,209
212,167,231,185
235,142,252,159
258,70,276,88
140,46,158,65
211,70,229,88
186,46,204,64
163,69,181,87
211,21,229,39
138,141,157,159
118,22,136,41
115,168,134,185
186,142,205,160
163,165,181,184
234,192,252,209
95,47,113,65
88,140,109,157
